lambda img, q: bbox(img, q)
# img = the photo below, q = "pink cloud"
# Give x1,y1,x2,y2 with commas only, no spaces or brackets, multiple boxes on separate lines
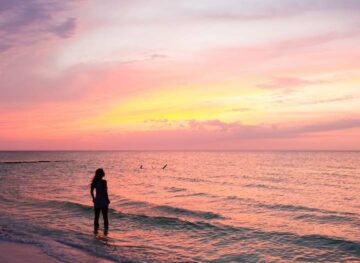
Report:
3,118,359,150
91,118,360,150
257,77,326,89
201,0,360,22
2,25,359,109
1,1,359,150
186,118,360,140
0,0,82,53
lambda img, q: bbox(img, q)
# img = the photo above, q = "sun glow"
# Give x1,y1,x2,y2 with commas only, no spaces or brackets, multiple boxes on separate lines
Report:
1,0,359,150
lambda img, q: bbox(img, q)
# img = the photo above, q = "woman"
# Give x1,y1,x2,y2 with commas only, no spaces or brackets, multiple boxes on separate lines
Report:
90,168,110,231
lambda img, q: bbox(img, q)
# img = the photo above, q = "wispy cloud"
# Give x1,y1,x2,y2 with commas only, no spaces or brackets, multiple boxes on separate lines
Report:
50,17,77,38
199,0,360,21
300,95,359,105
257,77,327,89
0,0,80,52
185,118,360,139
274,30,360,50
0,0,359,150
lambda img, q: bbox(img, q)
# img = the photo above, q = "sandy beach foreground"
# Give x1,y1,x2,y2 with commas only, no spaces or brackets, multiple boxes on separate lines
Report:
0,241,58,263
0,241,115,263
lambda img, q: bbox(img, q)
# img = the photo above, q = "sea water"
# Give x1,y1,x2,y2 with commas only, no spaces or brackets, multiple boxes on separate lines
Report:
0,151,359,262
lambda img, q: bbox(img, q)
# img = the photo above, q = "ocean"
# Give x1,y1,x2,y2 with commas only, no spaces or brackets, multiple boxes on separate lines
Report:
0,151,359,262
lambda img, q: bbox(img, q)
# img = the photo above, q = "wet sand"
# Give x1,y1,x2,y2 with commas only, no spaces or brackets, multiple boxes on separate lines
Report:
0,241,115,263
0,241,58,263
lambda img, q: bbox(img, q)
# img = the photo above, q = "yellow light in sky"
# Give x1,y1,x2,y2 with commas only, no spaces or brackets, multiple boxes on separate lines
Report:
88,81,267,131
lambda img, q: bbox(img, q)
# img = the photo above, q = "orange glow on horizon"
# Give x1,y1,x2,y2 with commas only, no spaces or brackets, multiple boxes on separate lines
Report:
0,1,359,150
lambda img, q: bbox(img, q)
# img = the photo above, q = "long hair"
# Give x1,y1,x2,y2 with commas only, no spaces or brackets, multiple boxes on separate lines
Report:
91,168,105,189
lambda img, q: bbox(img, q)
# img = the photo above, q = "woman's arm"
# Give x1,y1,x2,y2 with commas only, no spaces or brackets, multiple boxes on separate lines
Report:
104,180,110,204
90,186,95,202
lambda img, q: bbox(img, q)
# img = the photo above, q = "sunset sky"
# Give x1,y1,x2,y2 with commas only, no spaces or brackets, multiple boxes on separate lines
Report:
1,0,359,150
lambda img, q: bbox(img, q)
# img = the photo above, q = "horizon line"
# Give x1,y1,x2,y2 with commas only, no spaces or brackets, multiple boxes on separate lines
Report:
0,149,359,152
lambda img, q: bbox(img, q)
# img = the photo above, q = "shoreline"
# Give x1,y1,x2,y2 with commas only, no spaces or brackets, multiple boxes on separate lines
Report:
0,241,115,263
0,241,58,263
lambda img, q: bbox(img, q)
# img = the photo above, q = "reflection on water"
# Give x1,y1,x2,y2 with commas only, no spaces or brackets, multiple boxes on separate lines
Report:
0,151,359,262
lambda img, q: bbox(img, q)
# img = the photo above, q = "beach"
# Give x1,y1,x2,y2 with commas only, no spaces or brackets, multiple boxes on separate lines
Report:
0,240,116,263
0,241,58,263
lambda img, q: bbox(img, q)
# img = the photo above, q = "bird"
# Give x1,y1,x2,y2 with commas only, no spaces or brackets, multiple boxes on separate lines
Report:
162,164,167,169
140,165,143,169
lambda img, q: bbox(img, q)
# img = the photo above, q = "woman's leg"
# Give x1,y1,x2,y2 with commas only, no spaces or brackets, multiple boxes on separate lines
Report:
94,207,101,230
102,206,109,229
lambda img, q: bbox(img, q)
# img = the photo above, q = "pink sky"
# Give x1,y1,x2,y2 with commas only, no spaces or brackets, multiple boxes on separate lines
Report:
0,0,359,150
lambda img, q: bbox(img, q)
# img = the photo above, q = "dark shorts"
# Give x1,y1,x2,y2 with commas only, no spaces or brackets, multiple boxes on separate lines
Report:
94,198,108,209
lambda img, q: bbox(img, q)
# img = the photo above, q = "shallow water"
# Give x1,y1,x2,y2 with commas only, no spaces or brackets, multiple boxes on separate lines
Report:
0,151,359,262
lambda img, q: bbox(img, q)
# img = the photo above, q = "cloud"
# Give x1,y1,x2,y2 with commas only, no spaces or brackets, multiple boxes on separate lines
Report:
50,17,77,38
149,53,168,59
74,118,360,150
199,0,360,21
195,29,360,82
185,118,360,140
293,118,360,134
274,30,360,50
144,119,169,123
0,0,79,53
300,95,359,105
257,77,326,89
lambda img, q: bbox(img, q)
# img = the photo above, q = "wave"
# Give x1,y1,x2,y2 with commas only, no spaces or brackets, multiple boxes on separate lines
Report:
38,200,360,249
155,205,224,220
105,196,224,220
174,192,210,198
257,203,357,217
113,205,360,258
244,183,282,190
209,253,260,263
320,172,359,181
41,199,224,228
262,203,322,213
54,239,130,263
326,165,356,170
294,214,360,225
116,199,150,208
45,200,93,212
258,176,285,183
42,200,230,235
167,175,235,186
223,196,359,226
293,234,360,257
11,197,360,248
210,234,360,263
2,199,360,261
0,214,133,263
164,187,186,193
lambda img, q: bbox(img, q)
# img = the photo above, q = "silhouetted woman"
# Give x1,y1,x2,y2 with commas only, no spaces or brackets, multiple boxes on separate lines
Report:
91,168,110,232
